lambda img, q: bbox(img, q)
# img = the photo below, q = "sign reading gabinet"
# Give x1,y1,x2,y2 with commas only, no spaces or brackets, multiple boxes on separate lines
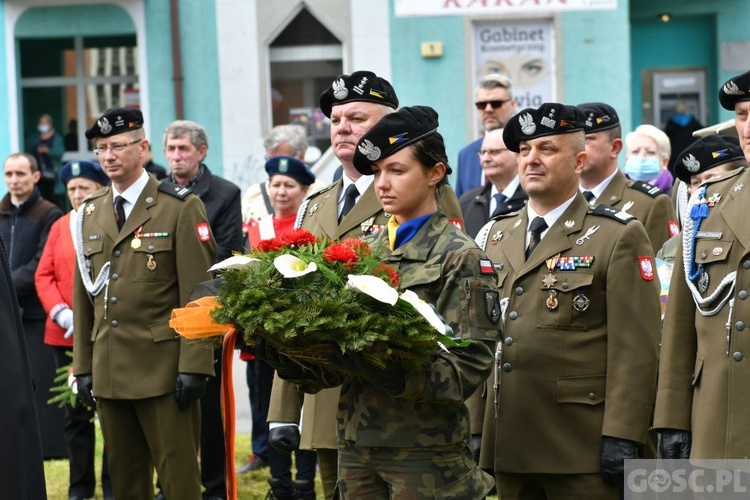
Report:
395,0,617,17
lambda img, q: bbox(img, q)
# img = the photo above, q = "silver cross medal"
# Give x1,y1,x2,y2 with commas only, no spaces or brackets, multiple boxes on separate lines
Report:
576,225,600,245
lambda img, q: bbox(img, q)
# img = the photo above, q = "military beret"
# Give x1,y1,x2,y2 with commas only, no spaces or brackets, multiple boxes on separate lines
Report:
265,156,316,186
85,107,143,139
319,71,398,118
673,135,745,184
353,105,451,176
719,69,750,111
60,160,110,187
503,102,586,153
577,102,620,134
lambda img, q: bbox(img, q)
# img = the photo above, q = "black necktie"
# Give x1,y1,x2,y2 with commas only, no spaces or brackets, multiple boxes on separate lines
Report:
339,184,359,222
114,195,126,231
526,216,548,259
582,190,596,203
491,193,508,217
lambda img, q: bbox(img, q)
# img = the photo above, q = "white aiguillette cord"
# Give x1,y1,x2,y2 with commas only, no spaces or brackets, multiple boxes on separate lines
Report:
75,201,111,297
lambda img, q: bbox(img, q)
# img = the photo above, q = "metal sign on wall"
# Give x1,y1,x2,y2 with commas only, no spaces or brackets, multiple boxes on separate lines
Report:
395,0,616,17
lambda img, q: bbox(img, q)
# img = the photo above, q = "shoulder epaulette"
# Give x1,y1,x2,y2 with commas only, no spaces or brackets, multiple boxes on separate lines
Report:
159,182,192,200
589,204,634,224
627,180,664,198
307,182,337,200
702,166,744,187
84,186,109,201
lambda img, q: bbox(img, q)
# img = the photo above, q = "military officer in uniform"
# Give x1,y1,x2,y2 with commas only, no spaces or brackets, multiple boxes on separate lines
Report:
72,107,217,499
577,102,678,252
266,71,465,499
655,69,750,460
477,103,661,498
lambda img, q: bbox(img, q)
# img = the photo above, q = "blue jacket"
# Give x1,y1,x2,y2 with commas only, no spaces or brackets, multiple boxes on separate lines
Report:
455,137,484,197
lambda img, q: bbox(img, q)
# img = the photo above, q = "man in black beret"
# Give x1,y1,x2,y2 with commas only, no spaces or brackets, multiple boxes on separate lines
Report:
478,102,660,499
719,69,750,161
73,107,217,499
577,102,677,253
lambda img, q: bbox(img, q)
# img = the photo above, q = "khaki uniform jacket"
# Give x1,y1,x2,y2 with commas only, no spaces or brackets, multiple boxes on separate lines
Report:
478,194,660,473
597,170,677,253
654,168,750,458
267,179,463,450
73,176,217,399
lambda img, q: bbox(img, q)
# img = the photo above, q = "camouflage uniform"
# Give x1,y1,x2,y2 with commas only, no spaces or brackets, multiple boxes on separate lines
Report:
295,211,498,498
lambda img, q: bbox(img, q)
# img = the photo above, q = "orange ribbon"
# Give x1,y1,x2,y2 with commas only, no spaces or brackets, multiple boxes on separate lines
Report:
170,296,238,500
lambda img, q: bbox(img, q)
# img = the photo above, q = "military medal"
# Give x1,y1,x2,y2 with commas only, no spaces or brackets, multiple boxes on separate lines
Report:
131,226,143,249
308,203,319,216
707,193,721,207
546,290,559,311
572,293,590,312
491,230,503,245
147,254,156,271
361,216,375,234
542,253,560,288
85,203,96,216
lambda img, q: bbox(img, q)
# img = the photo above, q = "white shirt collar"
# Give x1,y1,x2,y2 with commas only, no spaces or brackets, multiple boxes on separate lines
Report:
339,173,373,205
111,169,149,218
580,168,618,202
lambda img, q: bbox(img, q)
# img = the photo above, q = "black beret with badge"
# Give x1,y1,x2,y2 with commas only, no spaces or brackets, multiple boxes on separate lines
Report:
265,156,316,186
577,102,620,134
503,102,586,153
719,69,750,111
673,135,744,184
352,105,452,176
85,107,144,139
319,70,399,118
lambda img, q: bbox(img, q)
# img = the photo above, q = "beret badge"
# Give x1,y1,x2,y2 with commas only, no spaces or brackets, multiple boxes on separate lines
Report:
682,153,700,173
519,113,536,135
358,139,381,161
724,80,745,96
333,78,348,100
98,117,112,135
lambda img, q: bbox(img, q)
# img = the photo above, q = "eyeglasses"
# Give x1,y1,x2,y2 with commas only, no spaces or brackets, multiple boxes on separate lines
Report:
477,148,508,157
92,139,143,156
475,99,513,111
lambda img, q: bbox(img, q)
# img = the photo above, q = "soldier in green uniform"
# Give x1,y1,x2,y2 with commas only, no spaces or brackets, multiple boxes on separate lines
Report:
72,108,217,499
655,69,750,460
266,71,465,499
577,102,678,253
477,103,661,499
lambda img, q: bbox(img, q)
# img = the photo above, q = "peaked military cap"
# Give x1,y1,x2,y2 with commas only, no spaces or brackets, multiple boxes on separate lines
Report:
319,70,399,118
577,102,620,134
265,156,316,186
85,107,143,139
60,160,110,187
719,69,750,111
673,135,745,184
353,105,451,176
503,102,586,153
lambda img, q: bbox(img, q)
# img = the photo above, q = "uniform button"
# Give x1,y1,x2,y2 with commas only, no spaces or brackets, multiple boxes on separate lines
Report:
701,252,707,260
114,250,121,257
111,320,119,328
733,352,743,362
588,392,596,400
110,297,117,304
514,287,524,296
740,290,749,300
508,311,518,320
562,282,569,290
111,273,119,281
736,321,745,331
502,363,512,372
504,337,513,346
744,260,750,270
148,244,155,251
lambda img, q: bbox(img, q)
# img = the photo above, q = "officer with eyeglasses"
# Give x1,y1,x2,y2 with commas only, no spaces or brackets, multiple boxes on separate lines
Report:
73,107,217,499
456,73,517,197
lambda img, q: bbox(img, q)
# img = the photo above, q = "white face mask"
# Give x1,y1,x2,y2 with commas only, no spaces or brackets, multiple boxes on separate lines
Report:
625,156,661,181
38,124,51,134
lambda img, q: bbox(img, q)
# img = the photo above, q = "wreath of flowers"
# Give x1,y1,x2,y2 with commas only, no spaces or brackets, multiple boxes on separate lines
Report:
171,228,466,377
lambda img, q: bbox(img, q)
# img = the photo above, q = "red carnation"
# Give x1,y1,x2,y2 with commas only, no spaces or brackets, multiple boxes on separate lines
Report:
373,263,400,288
341,237,372,256
280,228,317,248
257,237,282,252
323,243,359,265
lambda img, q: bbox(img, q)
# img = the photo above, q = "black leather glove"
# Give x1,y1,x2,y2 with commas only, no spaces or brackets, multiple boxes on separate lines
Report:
659,429,692,459
600,436,637,488
255,337,306,381
268,425,301,455
76,374,95,408
174,373,208,410
334,349,405,395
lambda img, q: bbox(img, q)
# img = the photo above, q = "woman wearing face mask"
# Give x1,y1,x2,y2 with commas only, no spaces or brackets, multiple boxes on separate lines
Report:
25,113,66,208
624,124,674,195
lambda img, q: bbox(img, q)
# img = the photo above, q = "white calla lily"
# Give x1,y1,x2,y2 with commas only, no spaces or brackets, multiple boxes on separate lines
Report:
209,255,262,272
346,275,399,306
399,289,445,333
274,254,318,278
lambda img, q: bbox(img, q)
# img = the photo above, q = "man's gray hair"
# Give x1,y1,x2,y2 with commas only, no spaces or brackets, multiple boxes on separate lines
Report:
163,120,209,149
477,73,514,97
264,124,308,156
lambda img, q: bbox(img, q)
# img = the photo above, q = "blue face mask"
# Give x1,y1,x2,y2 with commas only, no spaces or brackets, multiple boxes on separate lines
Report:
625,156,661,181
